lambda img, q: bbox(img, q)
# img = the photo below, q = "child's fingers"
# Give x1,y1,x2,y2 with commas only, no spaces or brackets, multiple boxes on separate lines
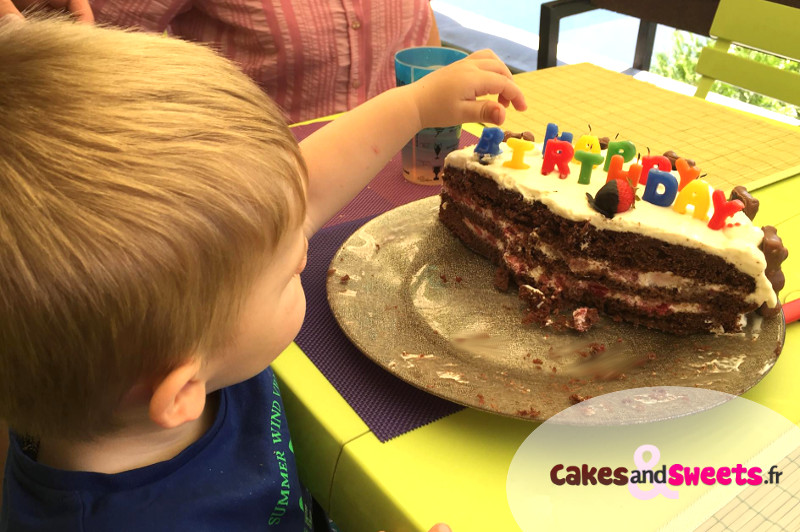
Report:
472,72,527,112
461,100,506,126
470,58,514,80
466,48,503,63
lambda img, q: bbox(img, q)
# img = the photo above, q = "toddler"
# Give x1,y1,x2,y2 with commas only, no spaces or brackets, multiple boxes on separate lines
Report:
0,15,525,531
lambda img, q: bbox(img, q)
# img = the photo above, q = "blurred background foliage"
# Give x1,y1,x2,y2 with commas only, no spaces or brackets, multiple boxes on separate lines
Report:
651,30,800,121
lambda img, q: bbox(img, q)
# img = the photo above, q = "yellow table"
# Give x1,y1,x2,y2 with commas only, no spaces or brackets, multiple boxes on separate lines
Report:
275,63,800,532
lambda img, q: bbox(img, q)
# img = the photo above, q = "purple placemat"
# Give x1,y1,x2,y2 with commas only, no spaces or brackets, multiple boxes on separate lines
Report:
292,122,479,441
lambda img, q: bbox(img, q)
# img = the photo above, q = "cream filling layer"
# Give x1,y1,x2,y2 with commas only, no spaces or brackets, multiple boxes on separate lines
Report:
455,209,749,315
449,195,755,302
463,218,704,314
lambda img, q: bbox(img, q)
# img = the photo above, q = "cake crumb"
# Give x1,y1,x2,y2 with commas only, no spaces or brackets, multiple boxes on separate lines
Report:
493,266,511,292
339,274,350,284
568,307,600,332
327,268,337,277
520,285,553,324
440,273,448,283
569,394,592,404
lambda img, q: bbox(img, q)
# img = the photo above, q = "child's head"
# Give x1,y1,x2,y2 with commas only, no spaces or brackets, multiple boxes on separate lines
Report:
0,17,308,440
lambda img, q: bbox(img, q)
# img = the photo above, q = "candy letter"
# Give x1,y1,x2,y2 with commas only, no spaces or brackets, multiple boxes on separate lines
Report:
675,158,701,191
707,190,744,230
575,151,605,184
603,141,636,171
474,127,504,157
572,135,601,163
639,155,671,186
542,123,573,155
642,170,678,207
606,154,643,187
673,179,712,221
503,137,535,170
541,139,574,178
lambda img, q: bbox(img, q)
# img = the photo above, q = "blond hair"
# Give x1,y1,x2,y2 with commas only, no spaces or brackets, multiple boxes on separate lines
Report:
0,16,307,439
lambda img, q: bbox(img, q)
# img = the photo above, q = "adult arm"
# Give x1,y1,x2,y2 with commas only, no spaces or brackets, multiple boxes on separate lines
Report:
427,4,441,46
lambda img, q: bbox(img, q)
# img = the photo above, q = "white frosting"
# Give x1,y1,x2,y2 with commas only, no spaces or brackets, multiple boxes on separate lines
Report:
445,143,777,307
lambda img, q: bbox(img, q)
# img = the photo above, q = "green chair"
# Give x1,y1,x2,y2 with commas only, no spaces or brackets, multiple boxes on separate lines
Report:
694,0,800,107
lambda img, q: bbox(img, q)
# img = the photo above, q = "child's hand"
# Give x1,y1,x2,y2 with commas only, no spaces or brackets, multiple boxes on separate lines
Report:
407,49,527,129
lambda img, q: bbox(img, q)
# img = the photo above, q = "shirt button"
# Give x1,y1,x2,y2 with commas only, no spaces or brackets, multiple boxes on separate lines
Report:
352,80,360,89
351,20,361,30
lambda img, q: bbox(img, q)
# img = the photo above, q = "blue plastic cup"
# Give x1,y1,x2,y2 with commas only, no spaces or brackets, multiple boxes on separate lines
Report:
395,47,468,185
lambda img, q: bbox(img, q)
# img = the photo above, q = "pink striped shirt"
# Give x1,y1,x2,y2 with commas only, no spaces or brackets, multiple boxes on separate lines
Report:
90,0,434,123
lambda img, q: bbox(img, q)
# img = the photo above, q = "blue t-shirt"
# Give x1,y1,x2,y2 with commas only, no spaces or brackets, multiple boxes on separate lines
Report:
1,368,312,531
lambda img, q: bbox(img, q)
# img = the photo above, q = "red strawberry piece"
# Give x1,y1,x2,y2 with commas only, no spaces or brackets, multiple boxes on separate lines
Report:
615,179,635,213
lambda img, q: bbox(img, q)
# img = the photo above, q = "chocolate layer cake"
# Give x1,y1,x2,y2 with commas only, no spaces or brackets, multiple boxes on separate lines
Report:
439,132,786,335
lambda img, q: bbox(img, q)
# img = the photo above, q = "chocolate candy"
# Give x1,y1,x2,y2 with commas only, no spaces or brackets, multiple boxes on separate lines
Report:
663,150,696,171
757,225,788,318
729,185,760,221
503,130,535,143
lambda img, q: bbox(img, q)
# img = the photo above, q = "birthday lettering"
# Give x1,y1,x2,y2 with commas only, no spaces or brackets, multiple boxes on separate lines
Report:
673,179,712,222
603,140,636,171
707,190,744,230
488,123,744,231
541,139,574,179
542,122,573,155
642,170,678,207
504,137,535,170
639,155,671,186
606,154,643,186
675,157,701,190
572,134,601,162
574,150,605,185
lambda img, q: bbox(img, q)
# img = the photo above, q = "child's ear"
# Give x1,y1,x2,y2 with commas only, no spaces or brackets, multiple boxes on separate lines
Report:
149,358,207,429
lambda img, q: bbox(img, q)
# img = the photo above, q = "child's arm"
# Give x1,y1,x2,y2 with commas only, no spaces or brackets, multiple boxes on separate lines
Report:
300,49,527,236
